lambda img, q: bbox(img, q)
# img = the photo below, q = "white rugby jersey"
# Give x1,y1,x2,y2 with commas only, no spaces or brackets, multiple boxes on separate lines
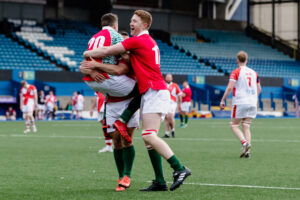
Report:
77,94,84,106
229,66,260,106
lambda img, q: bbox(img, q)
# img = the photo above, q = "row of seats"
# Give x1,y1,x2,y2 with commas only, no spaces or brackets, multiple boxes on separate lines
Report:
12,20,222,75
171,30,300,78
0,34,61,71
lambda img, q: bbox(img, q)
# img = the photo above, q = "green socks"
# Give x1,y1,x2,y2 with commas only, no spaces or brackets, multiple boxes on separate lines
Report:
180,114,184,124
122,146,135,177
148,149,166,184
113,149,124,178
167,155,185,172
120,109,133,123
184,115,189,124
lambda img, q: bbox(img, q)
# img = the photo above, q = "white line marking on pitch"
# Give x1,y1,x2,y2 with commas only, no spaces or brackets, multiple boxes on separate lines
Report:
0,134,300,143
161,182,300,191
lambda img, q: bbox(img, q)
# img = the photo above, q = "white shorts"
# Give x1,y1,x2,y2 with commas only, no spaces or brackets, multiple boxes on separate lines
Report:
141,89,170,119
168,101,177,114
85,75,136,97
97,104,105,122
106,98,140,133
76,104,84,111
232,104,257,119
38,104,45,111
181,102,191,112
46,104,54,112
22,99,34,113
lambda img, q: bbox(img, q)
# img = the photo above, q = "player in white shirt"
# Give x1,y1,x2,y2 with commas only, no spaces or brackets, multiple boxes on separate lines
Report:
45,91,57,121
76,92,85,120
71,91,78,120
20,80,38,133
220,51,261,158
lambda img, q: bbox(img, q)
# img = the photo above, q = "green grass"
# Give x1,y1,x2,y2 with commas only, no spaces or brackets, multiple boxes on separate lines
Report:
0,119,300,200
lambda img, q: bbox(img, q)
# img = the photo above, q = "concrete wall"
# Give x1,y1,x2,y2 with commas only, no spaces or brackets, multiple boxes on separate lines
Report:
0,2,44,22
251,3,298,45
111,8,195,33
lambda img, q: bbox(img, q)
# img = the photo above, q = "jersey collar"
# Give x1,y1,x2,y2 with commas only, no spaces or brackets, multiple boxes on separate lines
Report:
102,26,114,31
137,30,149,36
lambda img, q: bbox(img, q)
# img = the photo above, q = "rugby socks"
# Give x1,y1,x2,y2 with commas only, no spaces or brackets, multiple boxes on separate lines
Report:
180,114,184,124
122,146,135,177
167,155,185,172
105,139,112,147
241,140,247,145
113,149,124,178
165,131,170,136
25,119,30,130
147,147,166,184
184,115,189,124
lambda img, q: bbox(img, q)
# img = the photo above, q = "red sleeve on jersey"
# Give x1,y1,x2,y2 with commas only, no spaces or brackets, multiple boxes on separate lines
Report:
230,68,241,81
175,84,181,95
256,72,260,83
122,37,141,51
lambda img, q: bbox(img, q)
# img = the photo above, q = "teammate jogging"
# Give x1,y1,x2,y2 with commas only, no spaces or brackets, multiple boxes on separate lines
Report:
220,51,261,158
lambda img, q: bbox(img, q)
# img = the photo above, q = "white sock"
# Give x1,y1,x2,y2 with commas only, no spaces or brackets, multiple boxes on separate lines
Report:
165,131,170,136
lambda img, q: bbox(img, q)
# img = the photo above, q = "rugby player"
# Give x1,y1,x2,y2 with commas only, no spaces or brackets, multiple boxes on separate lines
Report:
20,80,38,133
83,10,191,191
220,51,261,158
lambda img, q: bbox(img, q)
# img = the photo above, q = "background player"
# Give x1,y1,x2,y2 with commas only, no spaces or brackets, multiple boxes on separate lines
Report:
20,80,38,133
163,74,182,138
6,106,16,121
45,91,57,121
76,92,84,120
83,10,191,191
90,92,113,153
36,90,45,120
71,91,77,120
179,81,192,128
220,51,261,158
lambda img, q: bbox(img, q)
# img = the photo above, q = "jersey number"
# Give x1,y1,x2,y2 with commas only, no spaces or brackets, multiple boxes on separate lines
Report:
88,36,105,50
152,45,160,65
246,77,252,87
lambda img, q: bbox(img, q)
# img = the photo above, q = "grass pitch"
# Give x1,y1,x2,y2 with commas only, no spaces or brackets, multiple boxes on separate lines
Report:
0,118,299,200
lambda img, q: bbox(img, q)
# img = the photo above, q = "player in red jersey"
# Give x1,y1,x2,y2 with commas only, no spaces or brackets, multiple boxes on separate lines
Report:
90,92,113,153
163,74,182,138
20,80,38,133
83,10,191,191
81,14,138,192
220,51,261,158
45,91,57,120
179,81,192,128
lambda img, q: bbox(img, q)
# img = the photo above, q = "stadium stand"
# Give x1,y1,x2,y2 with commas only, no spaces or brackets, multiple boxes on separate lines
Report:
13,20,222,75
0,34,61,71
171,30,300,78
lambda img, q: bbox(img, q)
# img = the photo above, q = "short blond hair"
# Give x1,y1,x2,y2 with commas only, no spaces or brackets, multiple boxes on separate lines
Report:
237,51,248,63
134,10,152,29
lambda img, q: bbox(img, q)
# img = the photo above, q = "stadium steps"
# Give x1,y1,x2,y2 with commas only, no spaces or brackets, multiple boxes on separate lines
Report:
0,34,61,71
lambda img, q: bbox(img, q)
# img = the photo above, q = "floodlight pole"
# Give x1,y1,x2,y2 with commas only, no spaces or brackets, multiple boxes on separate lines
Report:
272,0,275,47
247,0,250,28
298,0,300,50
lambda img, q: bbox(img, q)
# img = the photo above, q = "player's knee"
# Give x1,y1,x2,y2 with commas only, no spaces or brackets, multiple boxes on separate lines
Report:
145,144,153,151
142,130,157,143
230,122,239,129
